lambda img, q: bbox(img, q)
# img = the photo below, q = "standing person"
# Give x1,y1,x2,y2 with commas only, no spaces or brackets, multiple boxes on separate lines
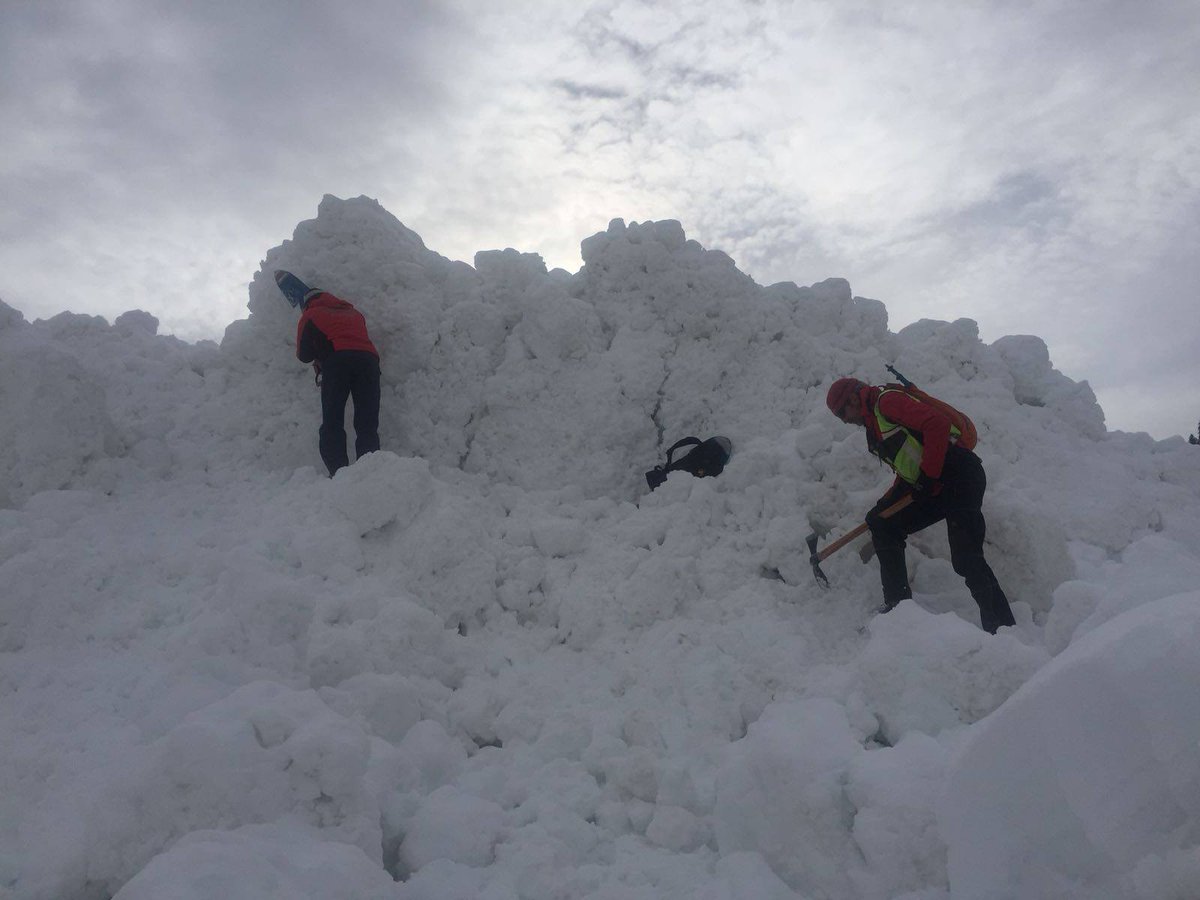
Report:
825,376,1015,634
276,271,381,477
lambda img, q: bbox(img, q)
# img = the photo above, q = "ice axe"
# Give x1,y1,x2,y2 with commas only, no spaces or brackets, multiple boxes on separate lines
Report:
805,494,914,588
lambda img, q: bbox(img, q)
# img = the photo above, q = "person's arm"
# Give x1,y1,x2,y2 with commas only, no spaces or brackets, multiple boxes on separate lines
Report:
877,391,951,479
296,314,311,362
296,316,333,363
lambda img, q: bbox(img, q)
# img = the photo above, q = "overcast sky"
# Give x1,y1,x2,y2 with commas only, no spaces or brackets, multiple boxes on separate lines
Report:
2,0,1198,438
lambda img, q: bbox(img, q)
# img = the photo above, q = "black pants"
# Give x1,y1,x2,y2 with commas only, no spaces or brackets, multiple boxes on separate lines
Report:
868,446,1015,634
318,350,380,477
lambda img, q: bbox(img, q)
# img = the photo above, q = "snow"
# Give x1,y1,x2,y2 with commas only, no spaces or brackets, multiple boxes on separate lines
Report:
1,193,1198,899
941,591,1200,900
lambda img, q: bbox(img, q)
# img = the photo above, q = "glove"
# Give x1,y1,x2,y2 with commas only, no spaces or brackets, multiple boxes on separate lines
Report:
865,480,905,529
913,471,942,496
313,362,322,387
865,501,889,532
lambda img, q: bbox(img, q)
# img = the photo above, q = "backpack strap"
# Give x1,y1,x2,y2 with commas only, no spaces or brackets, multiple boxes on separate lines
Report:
665,437,702,470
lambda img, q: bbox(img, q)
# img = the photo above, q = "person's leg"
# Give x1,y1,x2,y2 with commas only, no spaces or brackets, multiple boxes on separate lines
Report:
869,495,945,608
943,450,1015,633
318,355,352,476
946,510,1014,633
349,353,381,460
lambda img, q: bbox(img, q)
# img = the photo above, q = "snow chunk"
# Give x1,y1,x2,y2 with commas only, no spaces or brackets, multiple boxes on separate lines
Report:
530,516,587,557
148,681,380,853
994,333,1106,438
940,592,1200,899
306,594,462,689
714,699,864,896
330,452,434,535
856,601,1048,743
0,297,26,331
114,309,160,336
112,824,397,900
646,804,708,852
847,733,950,896
399,784,506,871
0,340,117,505
398,719,468,792
715,852,808,899
514,286,603,361
473,246,547,288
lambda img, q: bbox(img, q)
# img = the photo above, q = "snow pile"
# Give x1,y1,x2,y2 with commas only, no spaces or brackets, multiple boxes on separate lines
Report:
943,591,1200,900
2,195,1199,899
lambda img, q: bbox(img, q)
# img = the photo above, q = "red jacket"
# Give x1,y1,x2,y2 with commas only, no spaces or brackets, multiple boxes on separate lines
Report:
860,385,953,480
296,293,378,363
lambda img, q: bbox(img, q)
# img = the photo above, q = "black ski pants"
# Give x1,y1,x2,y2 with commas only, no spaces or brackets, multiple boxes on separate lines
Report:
318,350,380,477
867,446,1015,634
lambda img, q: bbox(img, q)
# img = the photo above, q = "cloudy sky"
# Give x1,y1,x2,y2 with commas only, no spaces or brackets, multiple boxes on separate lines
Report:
2,0,1198,438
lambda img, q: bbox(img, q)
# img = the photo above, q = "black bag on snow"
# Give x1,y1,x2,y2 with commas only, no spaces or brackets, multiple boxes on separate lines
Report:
645,436,733,491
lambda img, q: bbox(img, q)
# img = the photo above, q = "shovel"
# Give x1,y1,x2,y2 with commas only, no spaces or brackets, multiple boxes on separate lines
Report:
805,494,914,588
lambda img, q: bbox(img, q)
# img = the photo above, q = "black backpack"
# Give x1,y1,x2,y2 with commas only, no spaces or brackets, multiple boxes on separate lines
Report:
645,436,733,491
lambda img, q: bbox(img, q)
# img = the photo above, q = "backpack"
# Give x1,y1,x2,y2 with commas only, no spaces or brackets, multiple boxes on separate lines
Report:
645,436,733,491
883,366,978,450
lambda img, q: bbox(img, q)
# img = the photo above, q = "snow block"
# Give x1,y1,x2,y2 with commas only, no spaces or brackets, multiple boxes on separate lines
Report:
940,591,1200,900
112,824,397,900
714,699,864,896
0,341,117,506
855,601,1048,743
329,451,434,535
399,784,506,871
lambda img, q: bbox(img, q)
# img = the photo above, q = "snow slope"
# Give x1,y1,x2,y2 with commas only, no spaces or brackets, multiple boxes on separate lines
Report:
2,195,1198,899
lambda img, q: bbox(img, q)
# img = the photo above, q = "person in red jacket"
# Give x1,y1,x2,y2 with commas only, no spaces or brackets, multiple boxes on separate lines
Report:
292,284,381,477
826,376,1015,634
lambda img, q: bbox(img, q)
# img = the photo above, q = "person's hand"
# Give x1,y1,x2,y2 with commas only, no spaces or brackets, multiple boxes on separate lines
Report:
865,503,887,531
913,471,942,496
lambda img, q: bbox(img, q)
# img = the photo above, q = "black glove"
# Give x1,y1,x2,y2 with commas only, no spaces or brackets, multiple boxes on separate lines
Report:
865,501,889,532
912,471,941,496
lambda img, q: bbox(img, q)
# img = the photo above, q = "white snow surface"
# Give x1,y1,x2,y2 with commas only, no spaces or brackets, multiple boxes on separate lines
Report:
2,194,1199,899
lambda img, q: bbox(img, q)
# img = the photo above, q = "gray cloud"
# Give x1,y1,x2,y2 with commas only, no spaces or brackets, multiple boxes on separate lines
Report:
949,173,1065,233
2,1,461,201
553,80,628,101
1,0,472,332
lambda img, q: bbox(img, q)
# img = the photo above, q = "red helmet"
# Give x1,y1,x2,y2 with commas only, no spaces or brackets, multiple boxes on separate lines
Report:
826,377,865,415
